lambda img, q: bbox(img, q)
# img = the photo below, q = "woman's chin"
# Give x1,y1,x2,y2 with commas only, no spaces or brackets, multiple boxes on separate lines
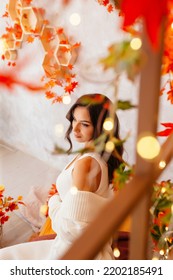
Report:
74,137,83,143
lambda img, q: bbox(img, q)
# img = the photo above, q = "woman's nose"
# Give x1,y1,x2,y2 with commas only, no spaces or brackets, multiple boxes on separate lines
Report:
73,122,80,132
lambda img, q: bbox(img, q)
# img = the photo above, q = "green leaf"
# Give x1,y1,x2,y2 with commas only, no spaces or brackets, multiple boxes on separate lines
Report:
117,100,137,110
100,41,145,81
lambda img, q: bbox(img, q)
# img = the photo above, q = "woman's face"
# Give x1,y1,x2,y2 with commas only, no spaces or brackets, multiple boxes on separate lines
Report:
72,106,94,143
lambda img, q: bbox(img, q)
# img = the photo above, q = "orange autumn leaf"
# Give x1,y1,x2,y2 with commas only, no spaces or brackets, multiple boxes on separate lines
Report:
57,28,64,34
68,64,73,70
167,89,173,104
65,75,72,83
64,81,78,93
107,4,114,13
44,80,56,89
2,11,9,18
27,36,35,43
52,96,63,103
72,42,81,49
45,91,56,99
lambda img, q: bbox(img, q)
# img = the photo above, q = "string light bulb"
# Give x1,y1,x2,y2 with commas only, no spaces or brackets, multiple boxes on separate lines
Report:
130,37,142,50
159,249,165,256
113,247,120,258
105,141,115,153
161,187,166,193
103,117,114,131
69,13,81,26
62,94,71,104
159,160,166,169
137,135,160,160
70,186,78,195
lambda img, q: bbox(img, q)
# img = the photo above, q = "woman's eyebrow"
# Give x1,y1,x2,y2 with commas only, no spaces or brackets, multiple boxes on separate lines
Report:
80,120,92,124
73,115,92,124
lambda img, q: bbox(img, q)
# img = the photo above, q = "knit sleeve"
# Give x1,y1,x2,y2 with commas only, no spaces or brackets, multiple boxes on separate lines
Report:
47,190,113,260
60,190,108,222
54,190,108,242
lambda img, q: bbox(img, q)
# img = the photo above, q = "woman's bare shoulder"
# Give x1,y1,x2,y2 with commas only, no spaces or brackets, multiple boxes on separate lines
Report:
72,155,101,192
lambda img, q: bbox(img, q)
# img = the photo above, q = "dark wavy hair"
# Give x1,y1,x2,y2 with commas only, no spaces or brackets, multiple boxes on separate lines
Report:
65,93,124,183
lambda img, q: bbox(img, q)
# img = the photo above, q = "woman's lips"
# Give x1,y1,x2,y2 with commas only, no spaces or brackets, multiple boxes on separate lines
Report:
74,134,81,138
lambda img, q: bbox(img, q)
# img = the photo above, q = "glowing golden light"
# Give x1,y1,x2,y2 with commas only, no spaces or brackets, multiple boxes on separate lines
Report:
159,160,166,169
105,141,115,153
137,135,160,159
130,37,142,50
103,118,114,131
113,247,120,258
171,22,173,29
70,186,78,195
152,256,159,260
54,123,64,137
62,95,71,104
40,204,48,216
152,256,159,261
161,187,166,193
159,249,165,256
69,13,81,26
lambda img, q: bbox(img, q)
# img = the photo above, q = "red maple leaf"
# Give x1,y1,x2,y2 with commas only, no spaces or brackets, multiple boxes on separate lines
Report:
120,0,169,48
107,4,114,13
157,122,173,136
64,81,78,93
0,215,9,224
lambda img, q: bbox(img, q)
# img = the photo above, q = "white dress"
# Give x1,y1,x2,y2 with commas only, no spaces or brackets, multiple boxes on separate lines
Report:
0,152,114,260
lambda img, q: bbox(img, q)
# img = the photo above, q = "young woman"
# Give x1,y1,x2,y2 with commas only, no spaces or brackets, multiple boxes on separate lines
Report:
0,93,123,260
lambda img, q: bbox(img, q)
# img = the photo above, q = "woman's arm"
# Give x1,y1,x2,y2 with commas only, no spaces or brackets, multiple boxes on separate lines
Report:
72,156,101,192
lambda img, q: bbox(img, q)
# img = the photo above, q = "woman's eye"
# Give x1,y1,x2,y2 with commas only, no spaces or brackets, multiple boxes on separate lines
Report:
82,123,89,127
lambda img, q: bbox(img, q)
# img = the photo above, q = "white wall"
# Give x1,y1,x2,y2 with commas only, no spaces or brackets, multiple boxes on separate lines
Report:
0,0,172,179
